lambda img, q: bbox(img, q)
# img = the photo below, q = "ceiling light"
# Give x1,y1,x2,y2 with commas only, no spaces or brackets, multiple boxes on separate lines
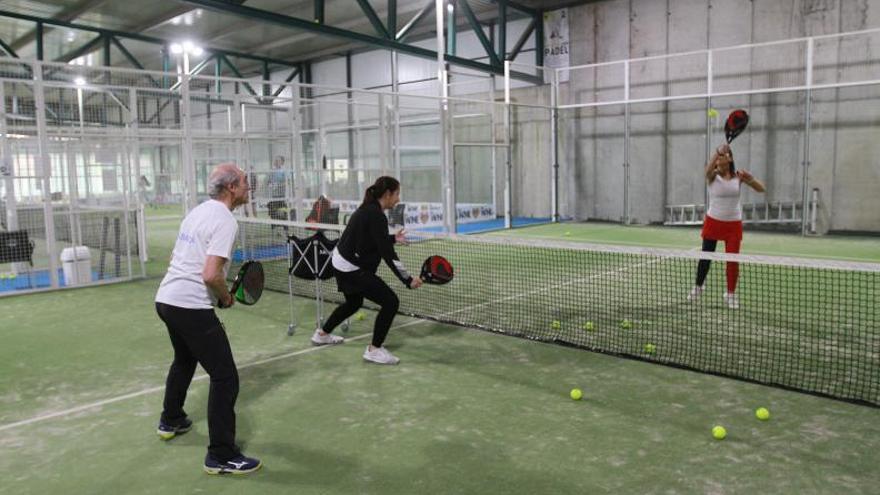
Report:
170,43,183,54
191,46,204,57
74,77,86,86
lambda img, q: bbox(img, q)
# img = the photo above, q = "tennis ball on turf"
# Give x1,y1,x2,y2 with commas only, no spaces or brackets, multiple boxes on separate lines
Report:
756,407,770,420
620,319,632,329
564,231,571,236
583,321,595,331
551,320,562,330
708,108,719,118
644,343,656,354
570,388,583,400
355,312,366,321
8,273,16,279
712,425,727,440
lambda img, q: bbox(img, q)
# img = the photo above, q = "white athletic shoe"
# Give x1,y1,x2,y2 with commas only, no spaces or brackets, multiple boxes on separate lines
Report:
723,292,740,310
311,329,344,346
687,285,704,302
363,345,400,365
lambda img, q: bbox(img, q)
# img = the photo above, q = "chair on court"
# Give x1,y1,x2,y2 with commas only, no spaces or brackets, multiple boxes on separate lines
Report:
286,230,349,336
0,230,36,288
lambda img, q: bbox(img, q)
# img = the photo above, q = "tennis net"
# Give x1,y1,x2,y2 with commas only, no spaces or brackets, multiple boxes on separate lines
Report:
233,217,880,405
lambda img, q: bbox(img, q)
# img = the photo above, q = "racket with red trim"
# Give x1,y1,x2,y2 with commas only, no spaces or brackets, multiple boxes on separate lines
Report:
420,255,454,285
724,109,749,143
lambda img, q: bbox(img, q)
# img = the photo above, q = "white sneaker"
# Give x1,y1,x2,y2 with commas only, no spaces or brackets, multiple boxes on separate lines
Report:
311,329,344,346
363,345,400,365
687,285,704,302
723,292,739,310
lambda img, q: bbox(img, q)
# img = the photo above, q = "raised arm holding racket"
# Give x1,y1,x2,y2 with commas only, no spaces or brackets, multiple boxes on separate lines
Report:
689,110,765,310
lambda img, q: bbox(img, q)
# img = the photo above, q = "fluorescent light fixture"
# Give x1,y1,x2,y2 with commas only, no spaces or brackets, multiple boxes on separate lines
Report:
170,43,183,54
191,46,204,57
74,77,86,86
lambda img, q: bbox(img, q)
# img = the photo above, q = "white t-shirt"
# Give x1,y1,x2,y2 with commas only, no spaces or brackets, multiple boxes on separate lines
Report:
707,175,742,221
155,200,238,309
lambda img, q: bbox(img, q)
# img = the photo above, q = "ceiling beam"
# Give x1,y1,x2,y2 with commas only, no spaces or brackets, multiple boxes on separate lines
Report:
0,8,298,68
175,0,522,77
8,0,108,51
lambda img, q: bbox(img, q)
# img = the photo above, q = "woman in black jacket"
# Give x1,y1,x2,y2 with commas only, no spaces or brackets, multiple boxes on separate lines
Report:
311,176,421,364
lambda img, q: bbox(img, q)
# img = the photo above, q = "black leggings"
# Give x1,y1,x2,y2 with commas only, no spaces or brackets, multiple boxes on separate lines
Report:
323,271,400,348
695,238,741,292
155,302,241,462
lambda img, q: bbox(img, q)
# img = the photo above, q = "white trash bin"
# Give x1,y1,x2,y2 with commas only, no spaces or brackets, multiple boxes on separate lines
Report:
61,246,92,286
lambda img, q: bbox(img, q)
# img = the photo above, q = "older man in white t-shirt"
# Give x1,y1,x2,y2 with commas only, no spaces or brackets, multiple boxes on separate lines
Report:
154,163,262,475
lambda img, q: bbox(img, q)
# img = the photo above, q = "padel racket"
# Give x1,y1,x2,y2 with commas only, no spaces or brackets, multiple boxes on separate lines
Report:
420,255,454,285
225,260,264,306
724,109,749,143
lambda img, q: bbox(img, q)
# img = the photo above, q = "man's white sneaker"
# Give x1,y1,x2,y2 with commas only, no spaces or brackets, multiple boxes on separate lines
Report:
687,285,704,302
363,345,400,365
723,292,740,310
311,329,344,346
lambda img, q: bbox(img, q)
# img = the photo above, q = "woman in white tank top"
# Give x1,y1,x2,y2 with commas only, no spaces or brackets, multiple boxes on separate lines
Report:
688,143,765,309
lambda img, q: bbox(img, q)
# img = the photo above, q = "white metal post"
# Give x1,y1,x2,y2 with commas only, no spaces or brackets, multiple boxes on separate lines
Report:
391,52,402,181
489,74,498,220
801,38,814,236
378,93,389,178
551,67,559,223
705,50,713,210
504,60,512,229
181,54,197,212
623,59,631,224
129,89,147,271
436,0,455,233
33,62,60,288
289,90,304,222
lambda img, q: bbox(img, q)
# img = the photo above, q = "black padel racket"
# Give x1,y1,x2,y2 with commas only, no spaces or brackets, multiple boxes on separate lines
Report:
724,109,749,143
420,255,454,285
226,260,264,306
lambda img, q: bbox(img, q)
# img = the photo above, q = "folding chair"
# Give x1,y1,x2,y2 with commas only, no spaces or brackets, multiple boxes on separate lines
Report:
286,230,349,336
0,230,35,288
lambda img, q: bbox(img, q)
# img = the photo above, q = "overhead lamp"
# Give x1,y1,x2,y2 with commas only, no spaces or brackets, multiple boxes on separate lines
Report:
74,77,86,86
170,43,183,54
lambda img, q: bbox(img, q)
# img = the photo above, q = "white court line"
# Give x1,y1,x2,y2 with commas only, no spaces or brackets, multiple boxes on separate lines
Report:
0,319,424,433
0,251,672,432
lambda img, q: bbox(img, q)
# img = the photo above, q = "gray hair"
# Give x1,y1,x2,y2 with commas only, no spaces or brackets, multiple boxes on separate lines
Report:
207,164,242,199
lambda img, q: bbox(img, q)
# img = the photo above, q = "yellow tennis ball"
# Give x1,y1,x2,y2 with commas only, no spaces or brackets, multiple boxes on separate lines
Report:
8,273,16,279
620,319,632,329
355,312,366,321
570,388,583,400
564,231,571,236
644,343,656,354
551,320,561,330
712,425,727,440
708,108,719,118
756,407,770,420
583,321,595,331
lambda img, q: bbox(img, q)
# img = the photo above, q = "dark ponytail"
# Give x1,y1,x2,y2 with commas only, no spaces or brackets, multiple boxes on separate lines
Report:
361,176,400,207
728,150,736,175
